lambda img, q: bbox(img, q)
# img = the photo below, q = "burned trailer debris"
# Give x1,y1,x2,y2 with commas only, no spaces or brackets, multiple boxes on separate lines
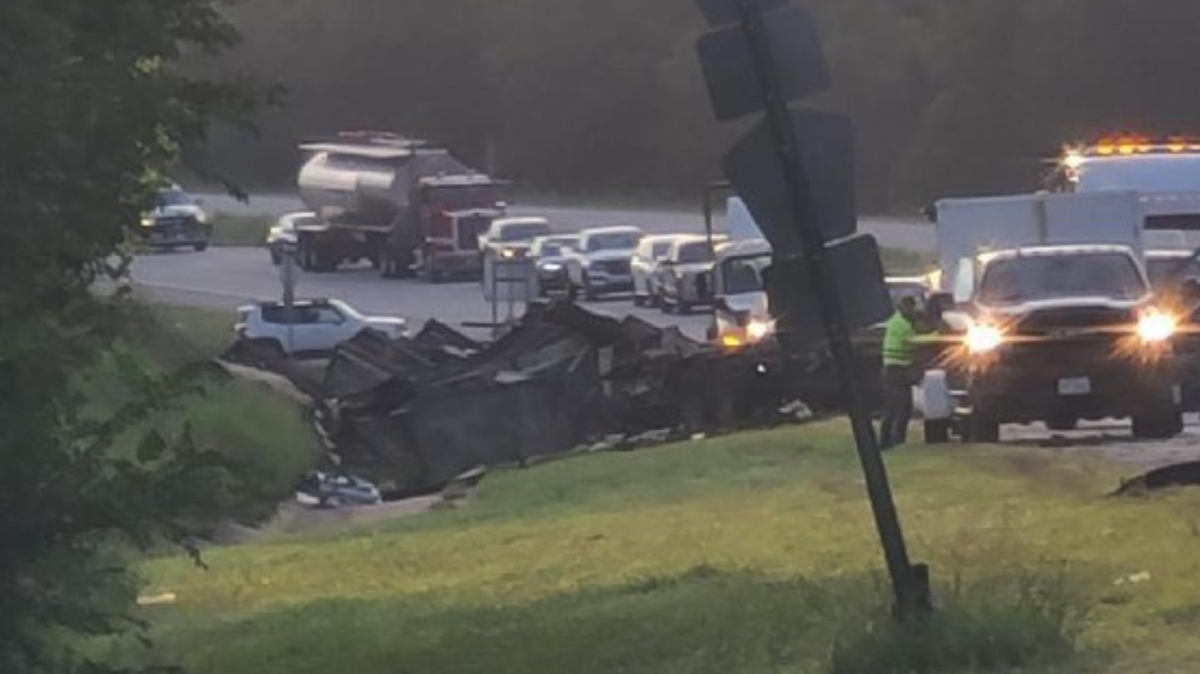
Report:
305,302,816,495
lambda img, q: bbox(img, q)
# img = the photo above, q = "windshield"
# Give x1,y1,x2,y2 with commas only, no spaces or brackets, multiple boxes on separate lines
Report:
538,242,567,257
978,253,1146,305
677,242,714,264
500,223,552,242
586,232,640,252
721,254,772,295
1077,155,1200,193
156,189,194,208
425,183,505,210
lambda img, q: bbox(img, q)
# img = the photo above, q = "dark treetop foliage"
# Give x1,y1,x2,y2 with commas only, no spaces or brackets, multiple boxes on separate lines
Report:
0,1,264,672
206,0,1200,210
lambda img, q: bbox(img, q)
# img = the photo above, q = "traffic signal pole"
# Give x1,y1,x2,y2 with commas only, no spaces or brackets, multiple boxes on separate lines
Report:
729,0,930,619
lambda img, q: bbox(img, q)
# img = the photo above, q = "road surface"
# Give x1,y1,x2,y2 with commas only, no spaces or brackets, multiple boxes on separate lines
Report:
196,192,936,252
132,247,716,340
135,194,935,340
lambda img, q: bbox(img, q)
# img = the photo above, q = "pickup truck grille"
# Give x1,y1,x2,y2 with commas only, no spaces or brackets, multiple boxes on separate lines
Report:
456,216,491,251
595,259,631,275
1016,307,1136,335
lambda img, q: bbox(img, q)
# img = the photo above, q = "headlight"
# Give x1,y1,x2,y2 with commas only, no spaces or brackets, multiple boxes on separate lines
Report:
542,262,562,272
140,215,155,227
1137,309,1177,344
965,323,1003,354
746,319,775,342
500,248,516,260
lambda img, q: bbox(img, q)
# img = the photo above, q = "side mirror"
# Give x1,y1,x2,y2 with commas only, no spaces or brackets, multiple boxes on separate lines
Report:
714,297,732,313
928,292,955,311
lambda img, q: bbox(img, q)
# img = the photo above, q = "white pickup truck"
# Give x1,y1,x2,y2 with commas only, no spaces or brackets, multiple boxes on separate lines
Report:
923,191,1183,442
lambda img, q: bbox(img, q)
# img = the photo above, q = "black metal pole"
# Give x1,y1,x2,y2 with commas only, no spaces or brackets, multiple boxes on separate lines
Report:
733,0,927,619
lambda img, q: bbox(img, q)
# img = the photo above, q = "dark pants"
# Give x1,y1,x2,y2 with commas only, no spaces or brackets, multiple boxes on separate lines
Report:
880,365,918,450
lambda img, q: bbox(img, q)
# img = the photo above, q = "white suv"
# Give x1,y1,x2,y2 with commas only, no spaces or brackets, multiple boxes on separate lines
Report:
235,298,408,356
564,226,645,301
631,234,688,307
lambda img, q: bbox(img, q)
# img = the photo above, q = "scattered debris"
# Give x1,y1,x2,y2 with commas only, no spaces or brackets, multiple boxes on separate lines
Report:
229,301,822,496
1115,461,1200,496
1114,571,1153,586
137,592,178,607
296,471,383,508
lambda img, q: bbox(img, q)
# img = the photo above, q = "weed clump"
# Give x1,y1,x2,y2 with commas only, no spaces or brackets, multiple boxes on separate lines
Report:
831,568,1087,674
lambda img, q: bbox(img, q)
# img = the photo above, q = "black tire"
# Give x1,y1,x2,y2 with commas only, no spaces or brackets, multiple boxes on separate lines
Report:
924,419,952,445
678,301,692,315
1132,409,1184,440
661,299,675,315
582,273,597,301
270,249,282,266
633,294,646,308
193,241,209,252
969,412,1001,444
298,238,317,272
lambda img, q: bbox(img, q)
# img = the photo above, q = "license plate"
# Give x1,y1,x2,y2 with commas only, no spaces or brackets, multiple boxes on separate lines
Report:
1057,377,1092,396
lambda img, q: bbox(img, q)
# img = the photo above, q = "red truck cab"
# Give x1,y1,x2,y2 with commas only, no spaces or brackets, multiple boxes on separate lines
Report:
418,175,508,283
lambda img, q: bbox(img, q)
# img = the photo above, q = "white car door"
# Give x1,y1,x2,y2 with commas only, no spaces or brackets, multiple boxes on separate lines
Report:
313,305,356,350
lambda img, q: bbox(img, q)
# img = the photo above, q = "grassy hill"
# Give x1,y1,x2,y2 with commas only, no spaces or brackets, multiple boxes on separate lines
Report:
113,422,1200,674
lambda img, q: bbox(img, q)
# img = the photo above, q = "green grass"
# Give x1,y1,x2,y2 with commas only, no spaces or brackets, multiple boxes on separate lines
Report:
109,422,1200,674
210,215,272,248
84,301,319,520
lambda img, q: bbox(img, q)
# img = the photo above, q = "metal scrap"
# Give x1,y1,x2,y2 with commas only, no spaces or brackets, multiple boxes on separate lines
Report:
229,301,818,495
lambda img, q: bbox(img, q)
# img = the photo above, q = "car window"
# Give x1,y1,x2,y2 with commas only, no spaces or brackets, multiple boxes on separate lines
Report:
677,242,714,264
978,253,1147,305
260,305,322,324
587,232,641,251
720,255,771,294
1147,256,1200,289
651,241,673,258
156,189,194,208
500,223,552,241
315,307,346,324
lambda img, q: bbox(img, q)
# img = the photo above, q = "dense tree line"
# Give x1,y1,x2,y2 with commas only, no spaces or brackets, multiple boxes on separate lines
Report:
0,2,262,671
205,1,1200,210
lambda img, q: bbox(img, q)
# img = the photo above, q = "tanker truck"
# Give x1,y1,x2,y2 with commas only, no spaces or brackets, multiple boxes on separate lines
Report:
294,131,508,282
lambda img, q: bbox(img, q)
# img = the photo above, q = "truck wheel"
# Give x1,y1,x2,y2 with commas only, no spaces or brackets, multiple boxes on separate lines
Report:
969,412,1001,444
1132,409,1184,440
311,246,335,273
924,419,951,445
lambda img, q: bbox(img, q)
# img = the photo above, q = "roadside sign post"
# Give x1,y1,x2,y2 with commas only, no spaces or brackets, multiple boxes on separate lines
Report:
280,242,298,355
695,0,931,619
483,254,537,337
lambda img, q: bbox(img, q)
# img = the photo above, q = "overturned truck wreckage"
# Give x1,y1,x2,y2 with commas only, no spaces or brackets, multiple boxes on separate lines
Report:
314,302,808,495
